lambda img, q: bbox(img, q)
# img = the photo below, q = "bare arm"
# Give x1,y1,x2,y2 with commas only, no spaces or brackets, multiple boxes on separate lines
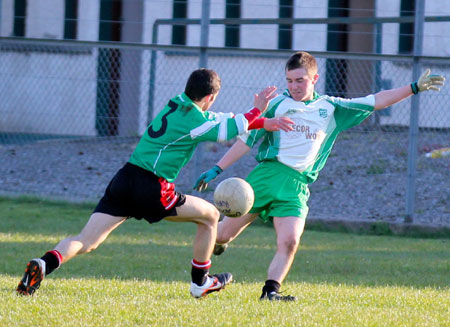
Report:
375,69,445,111
193,138,251,191
374,85,413,110
217,138,251,170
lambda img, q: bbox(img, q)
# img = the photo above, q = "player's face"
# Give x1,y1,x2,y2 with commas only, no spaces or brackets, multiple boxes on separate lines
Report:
286,68,318,102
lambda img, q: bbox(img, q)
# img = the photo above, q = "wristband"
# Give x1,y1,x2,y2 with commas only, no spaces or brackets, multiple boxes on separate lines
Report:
243,107,262,125
213,165,223,174
411,82,419,95
248,117,267,130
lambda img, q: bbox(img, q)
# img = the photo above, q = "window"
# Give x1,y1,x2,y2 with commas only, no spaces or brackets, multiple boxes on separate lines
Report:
225,0,240,48
172,0,187,45
96,0,123,136
278,0,293,50
13,0,27,37
99,0,122,42
399,0,415,54
326,0,349,97
64,0,78,40
326,0,348,52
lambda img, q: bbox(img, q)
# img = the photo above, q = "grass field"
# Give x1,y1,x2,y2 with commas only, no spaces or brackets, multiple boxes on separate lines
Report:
0,197,449,327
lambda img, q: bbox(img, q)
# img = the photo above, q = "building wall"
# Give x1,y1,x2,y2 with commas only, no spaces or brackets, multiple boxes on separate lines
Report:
376,0,450,128
1,0,15,36
0,0,101,136
293,0,328,52
0,49,98,135
2,0,449,52
0,0,449,136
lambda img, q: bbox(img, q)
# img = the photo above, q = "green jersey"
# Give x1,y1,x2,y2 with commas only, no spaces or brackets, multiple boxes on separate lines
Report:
129,92,251,182
240,90,375,184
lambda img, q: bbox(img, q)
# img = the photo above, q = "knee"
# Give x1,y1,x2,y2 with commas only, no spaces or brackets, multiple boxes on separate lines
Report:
211,207,220,223
199,205,220,228
278,235,300,254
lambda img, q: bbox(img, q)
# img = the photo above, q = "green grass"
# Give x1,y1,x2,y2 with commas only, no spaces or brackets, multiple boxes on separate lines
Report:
0,197,449,327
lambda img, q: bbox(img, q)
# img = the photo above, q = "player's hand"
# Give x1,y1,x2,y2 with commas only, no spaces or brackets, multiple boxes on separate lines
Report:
264,117,294,132
193,165,223,192
412,69,445,94
253,86,278,113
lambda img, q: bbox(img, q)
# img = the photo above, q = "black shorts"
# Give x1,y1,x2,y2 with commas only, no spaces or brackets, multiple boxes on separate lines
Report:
94,162,186,224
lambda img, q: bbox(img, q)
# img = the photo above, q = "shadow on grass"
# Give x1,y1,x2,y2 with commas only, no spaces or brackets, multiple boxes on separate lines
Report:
2,197,448,290
2,233,449,290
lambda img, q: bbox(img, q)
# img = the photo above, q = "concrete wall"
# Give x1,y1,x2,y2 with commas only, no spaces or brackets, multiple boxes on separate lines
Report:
0,0,449,136
2,0,449,53
0,49,99,135
376,0,450,127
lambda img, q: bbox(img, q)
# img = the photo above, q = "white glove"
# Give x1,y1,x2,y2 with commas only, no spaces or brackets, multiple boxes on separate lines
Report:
411,69,445,94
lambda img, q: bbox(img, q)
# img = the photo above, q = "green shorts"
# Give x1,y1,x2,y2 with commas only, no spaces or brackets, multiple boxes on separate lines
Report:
246,161,310,222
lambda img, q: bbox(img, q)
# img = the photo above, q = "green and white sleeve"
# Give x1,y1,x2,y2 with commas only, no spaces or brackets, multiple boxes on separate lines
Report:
190,111,250,143
324,95,375,131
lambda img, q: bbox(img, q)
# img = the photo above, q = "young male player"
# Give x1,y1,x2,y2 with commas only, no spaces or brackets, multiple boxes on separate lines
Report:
194,52,445,301
16,68,294,298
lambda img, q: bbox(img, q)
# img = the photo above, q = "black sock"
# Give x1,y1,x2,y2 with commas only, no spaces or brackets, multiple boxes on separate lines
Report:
191,267,208,286
262,279,281,294
40,251,60,275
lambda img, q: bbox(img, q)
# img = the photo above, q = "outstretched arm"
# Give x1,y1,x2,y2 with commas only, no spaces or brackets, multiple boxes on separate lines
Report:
216,138,251,170
195,86,278,144
193,139,251,191
374,84,413,110
374,69,445,110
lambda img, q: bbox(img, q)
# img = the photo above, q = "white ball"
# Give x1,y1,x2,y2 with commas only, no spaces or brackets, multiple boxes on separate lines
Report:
213,177,254,217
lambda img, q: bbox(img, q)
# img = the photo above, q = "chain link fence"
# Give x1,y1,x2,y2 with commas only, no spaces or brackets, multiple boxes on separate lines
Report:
0,39,449,226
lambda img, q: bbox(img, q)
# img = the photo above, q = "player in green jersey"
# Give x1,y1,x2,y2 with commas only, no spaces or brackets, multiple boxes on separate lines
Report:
16,68,294,298
194,52,445,301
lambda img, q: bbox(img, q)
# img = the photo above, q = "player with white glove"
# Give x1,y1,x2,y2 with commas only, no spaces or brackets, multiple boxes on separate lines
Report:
195,51,445,302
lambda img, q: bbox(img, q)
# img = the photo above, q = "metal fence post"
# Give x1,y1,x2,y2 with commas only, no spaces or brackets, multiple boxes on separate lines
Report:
405,0,425,223
371,22,383,126
0,0,2,37
147,24,159,125
194,0,211,188
199,0,210,68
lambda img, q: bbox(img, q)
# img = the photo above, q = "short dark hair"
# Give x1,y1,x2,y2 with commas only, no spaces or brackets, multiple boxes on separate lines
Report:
285,51,318,76
184,68,221,101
